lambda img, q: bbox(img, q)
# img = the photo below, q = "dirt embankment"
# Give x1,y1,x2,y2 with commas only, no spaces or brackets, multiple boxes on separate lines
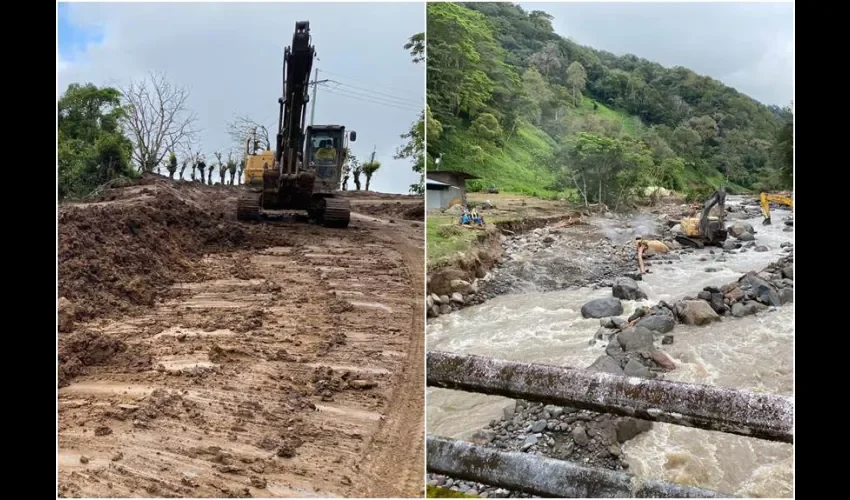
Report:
427,209,589,317
59,177,292,324
58,175,425,497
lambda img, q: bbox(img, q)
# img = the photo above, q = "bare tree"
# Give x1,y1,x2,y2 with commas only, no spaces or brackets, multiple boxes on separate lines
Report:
237,158,245,185
226,115,271,155
120,71,198,173
179,158,189,180
197,154,207,184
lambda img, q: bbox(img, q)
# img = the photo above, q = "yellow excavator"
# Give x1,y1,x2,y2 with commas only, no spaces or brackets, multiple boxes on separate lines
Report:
237,21,356,228
675,187,728,248
760,192,793,225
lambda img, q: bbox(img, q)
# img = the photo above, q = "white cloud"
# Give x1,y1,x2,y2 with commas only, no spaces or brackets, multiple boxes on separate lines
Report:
58,2,425,193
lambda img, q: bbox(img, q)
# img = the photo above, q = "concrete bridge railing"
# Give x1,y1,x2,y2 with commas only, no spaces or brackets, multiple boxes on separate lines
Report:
426,351,794,498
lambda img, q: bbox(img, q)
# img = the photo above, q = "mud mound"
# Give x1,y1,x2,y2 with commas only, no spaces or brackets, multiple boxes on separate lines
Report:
353,201,425,221
59,179,292,324
58,330,153,387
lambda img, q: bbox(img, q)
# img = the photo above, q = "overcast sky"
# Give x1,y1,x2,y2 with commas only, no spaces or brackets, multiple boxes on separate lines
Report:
521,1,794,107
57,2,425,194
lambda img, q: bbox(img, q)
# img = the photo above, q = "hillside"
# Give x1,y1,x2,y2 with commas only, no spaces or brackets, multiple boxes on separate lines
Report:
425,2,793,203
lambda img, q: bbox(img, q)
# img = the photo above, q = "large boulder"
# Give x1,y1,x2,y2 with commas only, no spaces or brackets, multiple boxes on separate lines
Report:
581,297,624,319
675,299,721,326
617,326,654,352
612,277,648,301
636,314,676,334
740,272,781,306
731,300,769,318
587,355,624,375
727,222,754,238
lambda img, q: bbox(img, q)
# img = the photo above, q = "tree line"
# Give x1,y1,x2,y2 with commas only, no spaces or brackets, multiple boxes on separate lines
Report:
57,74,247,200
426,2,793,207
58,33,426,199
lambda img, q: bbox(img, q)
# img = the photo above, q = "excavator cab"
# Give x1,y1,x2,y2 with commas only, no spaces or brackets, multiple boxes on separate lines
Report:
304,125,354,192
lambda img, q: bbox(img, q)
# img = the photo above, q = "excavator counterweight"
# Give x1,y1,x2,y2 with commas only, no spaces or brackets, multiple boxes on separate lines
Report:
236,21,356,227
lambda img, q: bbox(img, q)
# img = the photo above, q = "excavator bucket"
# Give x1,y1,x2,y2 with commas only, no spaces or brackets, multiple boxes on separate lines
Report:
763,216,772,226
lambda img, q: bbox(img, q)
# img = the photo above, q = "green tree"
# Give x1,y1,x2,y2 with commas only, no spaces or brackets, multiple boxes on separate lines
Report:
520,67,551,125
563,133,653,209
362,160,382,191
166,151,178,179
397,32,431,195
404,32,425,63
530,41,562,77
565,61,587,107
58,83,135,199
427,2,498,121
469,113,502,143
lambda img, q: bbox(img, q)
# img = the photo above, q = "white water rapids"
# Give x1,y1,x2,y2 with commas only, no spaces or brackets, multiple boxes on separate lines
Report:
426,198,794,497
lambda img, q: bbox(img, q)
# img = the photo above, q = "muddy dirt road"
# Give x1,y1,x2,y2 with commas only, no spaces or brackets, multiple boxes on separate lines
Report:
58,178,425,498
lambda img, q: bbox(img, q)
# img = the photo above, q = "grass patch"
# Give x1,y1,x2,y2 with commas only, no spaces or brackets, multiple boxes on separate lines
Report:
569,96,644,136
433,121,572,198
427,215,481,266
427,212,518,267
427,485,478,498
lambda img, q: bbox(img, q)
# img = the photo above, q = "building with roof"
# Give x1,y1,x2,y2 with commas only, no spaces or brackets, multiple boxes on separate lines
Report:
425,170,480,210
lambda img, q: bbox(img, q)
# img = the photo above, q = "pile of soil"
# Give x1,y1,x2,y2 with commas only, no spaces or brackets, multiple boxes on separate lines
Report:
57,330,153,387
58,176,293,324
353,201,425,221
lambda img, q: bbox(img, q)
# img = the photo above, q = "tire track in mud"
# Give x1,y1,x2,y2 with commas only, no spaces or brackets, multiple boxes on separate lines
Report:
58,216,425,498
357,222,425,498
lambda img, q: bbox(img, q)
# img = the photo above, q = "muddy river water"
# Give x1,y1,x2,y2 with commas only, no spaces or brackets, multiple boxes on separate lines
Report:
426,198,794,497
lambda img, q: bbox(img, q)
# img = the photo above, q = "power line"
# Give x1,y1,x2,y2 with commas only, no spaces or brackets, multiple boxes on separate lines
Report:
323,82,421,111
321,85,421,113
326,79,421,106
319,69,415,96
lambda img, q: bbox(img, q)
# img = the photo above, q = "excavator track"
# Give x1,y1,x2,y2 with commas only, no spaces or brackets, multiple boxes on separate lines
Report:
322,197,350,228
236,190,261,221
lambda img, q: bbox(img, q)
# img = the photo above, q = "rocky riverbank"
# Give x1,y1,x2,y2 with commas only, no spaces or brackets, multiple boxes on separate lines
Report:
427,247,794,498
427,214,647,319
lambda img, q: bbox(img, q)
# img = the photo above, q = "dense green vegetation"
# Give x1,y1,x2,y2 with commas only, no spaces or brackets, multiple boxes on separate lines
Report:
426,2,793,205
58,84,136,199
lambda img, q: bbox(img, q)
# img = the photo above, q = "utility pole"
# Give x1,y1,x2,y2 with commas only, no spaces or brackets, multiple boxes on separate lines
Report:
370,146,376,164
310,68,319,126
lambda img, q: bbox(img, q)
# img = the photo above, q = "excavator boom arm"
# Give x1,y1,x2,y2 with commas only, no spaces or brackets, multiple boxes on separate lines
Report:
699,187,726,237
760,193,794,220
275,21,315,174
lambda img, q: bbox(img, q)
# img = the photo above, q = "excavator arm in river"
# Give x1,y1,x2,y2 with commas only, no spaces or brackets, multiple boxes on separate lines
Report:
760,192,793,225
676,187,728,248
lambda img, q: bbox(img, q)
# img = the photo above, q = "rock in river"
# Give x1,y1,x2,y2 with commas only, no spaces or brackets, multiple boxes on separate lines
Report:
581,297,624,319
612,277,648,301
635,314,675,334
675,299,721,326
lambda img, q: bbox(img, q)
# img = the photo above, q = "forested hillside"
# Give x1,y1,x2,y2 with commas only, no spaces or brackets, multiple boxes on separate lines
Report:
426,2,793,205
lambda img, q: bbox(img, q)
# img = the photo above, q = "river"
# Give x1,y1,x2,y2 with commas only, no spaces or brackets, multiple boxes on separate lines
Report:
426,198,794,497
